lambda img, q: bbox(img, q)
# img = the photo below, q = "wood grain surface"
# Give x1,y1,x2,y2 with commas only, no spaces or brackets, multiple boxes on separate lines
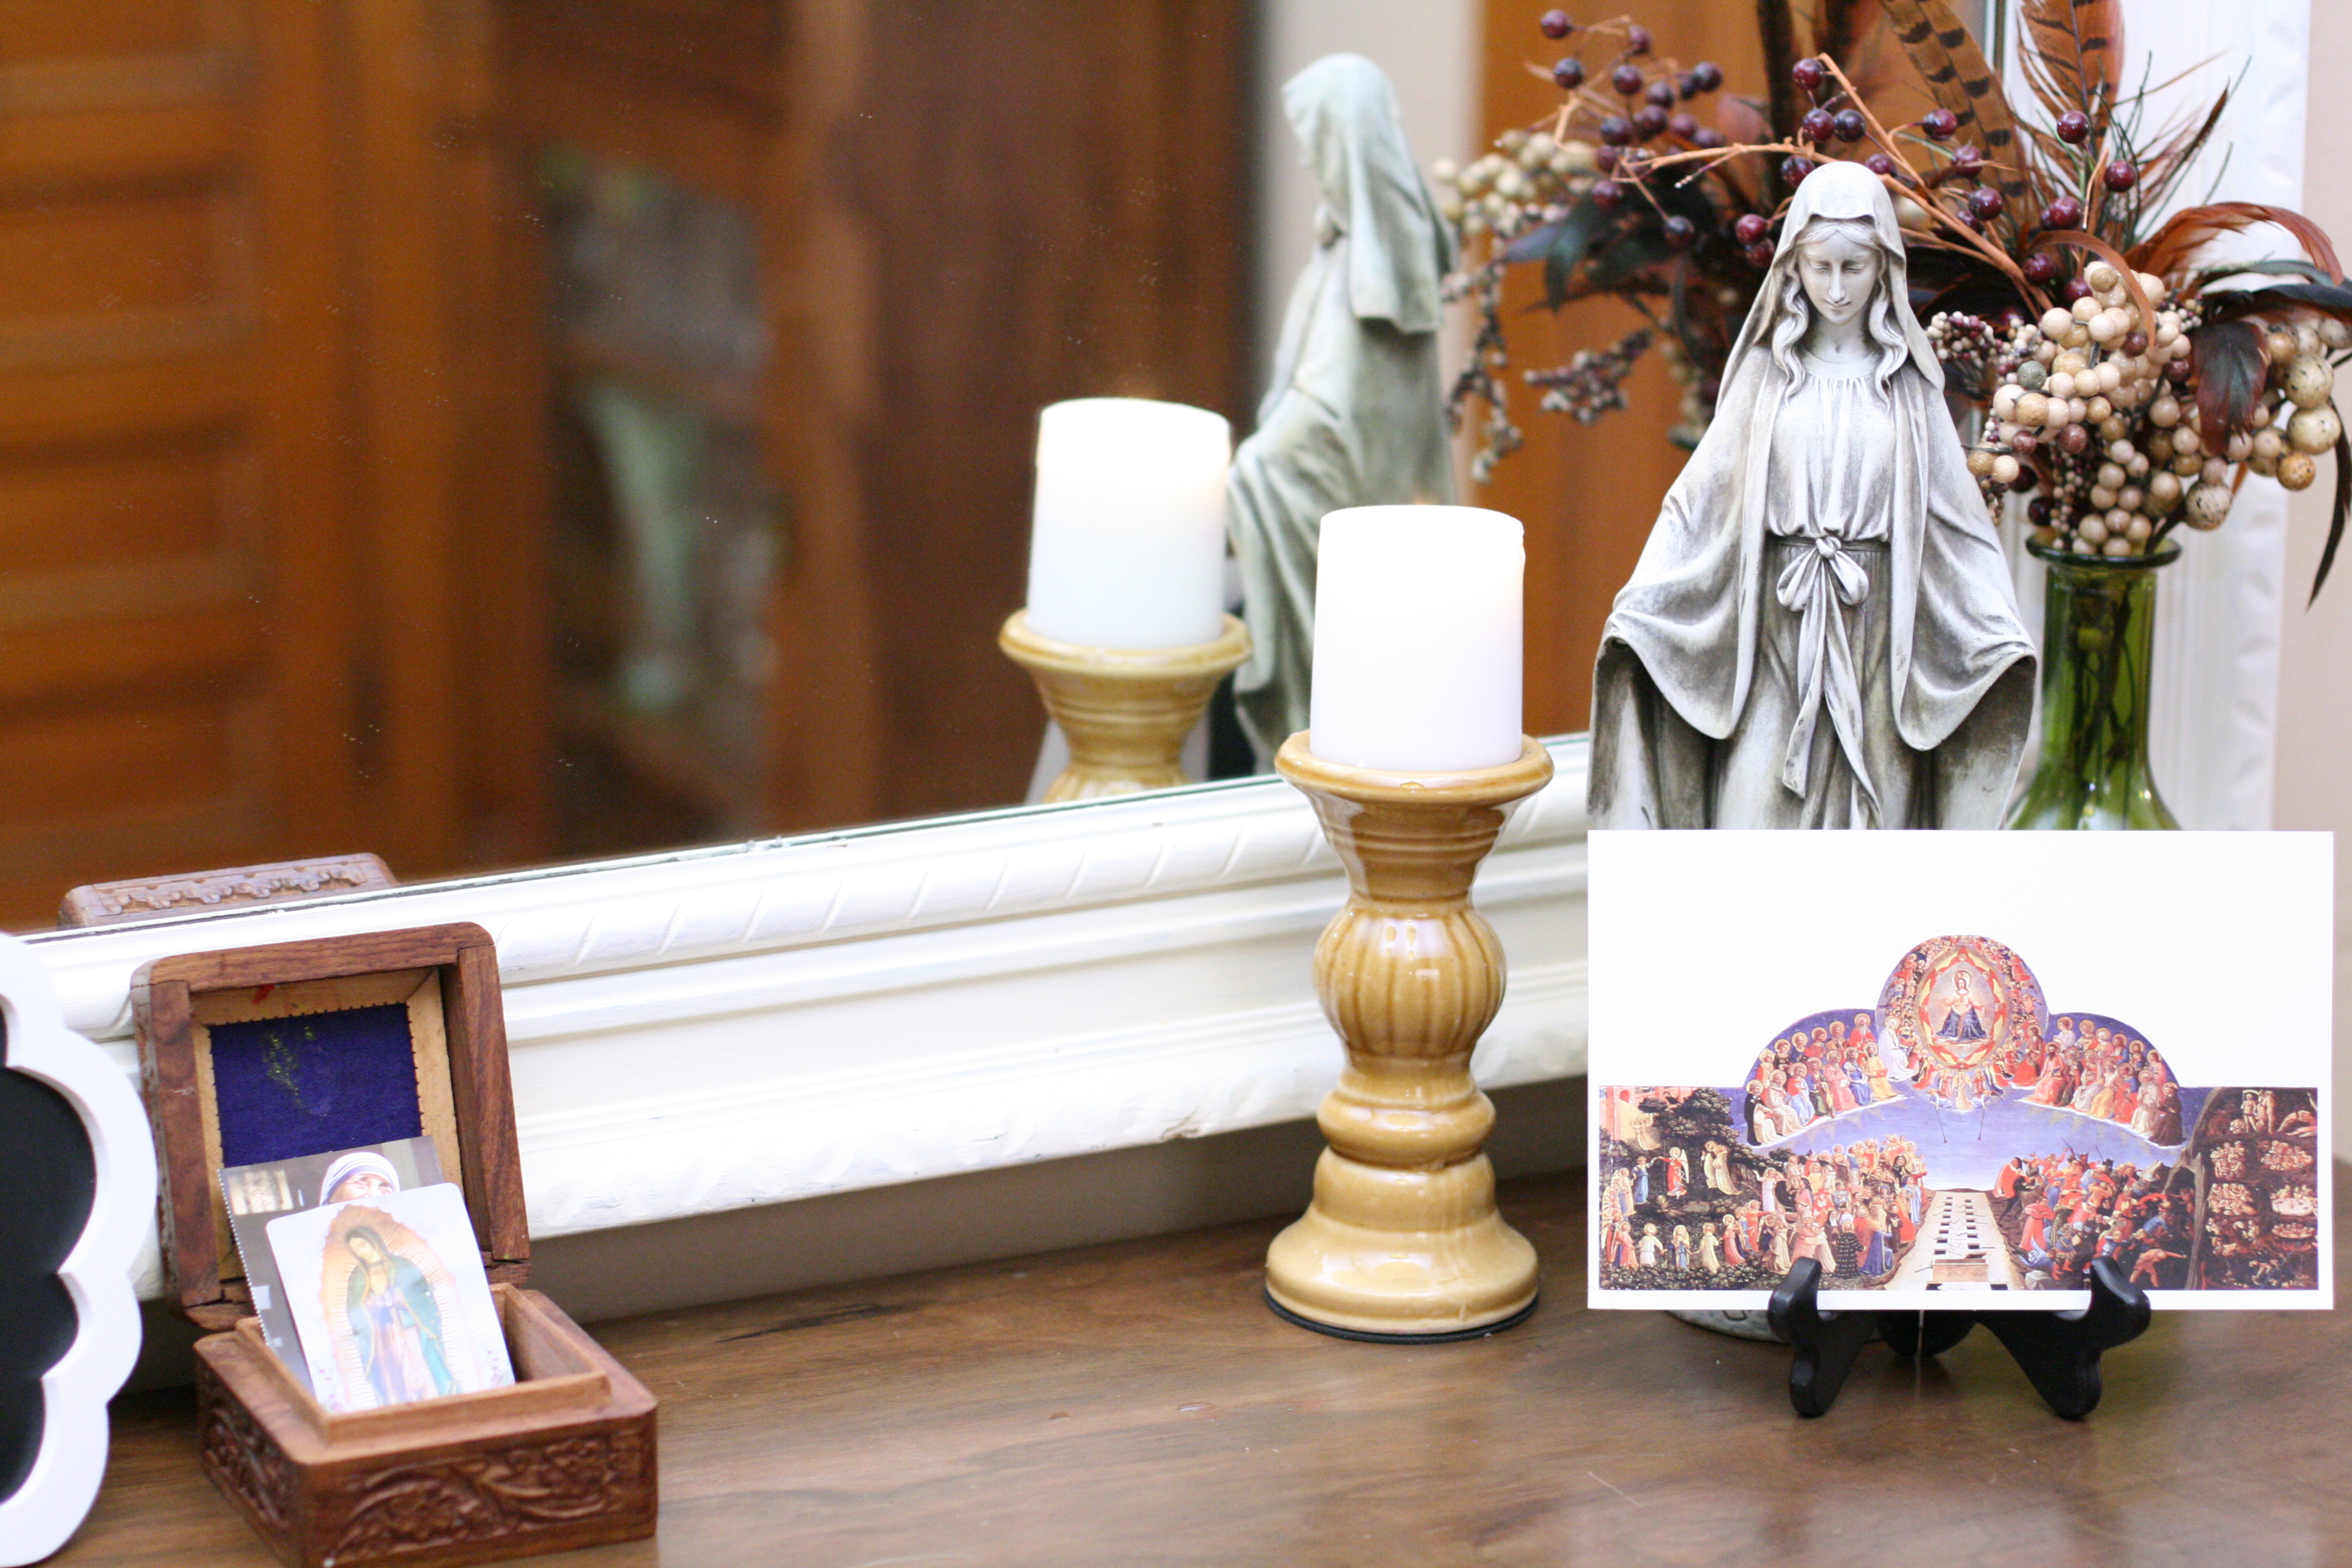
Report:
60,1166,2352,1568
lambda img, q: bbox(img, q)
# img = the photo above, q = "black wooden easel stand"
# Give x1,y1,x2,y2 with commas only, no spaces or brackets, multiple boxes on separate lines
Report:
1765,1256,2151,1419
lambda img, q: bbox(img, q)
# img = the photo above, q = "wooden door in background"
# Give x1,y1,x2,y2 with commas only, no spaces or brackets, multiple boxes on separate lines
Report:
0,0,1253,924
1476,0,1770,737
0,0,505,929
0,1,368,929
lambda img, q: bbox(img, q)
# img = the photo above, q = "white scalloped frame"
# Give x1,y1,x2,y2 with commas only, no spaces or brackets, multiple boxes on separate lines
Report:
0,934,152,1566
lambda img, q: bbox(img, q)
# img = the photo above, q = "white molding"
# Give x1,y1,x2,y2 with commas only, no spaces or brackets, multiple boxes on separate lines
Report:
0,935,154,1566
31,737,1592,1302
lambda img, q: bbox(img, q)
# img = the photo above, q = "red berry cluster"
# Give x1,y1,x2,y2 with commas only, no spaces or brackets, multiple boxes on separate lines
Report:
1540,10,1730,176
1527,327,1656,422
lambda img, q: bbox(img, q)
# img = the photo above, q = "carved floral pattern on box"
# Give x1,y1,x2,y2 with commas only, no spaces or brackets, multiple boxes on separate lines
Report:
330,1429,653,1560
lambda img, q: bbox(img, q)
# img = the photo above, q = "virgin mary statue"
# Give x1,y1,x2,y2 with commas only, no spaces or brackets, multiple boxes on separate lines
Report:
1227,54,1455,768
1589,160,2034,829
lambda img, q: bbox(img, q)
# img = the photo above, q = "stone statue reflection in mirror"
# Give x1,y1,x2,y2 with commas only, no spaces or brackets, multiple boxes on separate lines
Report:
1589,159,2035,829
1227,53,1457,769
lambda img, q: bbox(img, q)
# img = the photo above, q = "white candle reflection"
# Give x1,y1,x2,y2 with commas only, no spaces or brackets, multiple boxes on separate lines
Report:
1025,397,1230,650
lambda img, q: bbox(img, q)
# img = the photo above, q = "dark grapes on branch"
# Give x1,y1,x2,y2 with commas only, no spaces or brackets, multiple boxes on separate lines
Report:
1528,327,1655,421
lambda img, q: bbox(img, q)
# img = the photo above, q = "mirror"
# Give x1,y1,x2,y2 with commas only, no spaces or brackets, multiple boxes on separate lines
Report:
0,2,1631,932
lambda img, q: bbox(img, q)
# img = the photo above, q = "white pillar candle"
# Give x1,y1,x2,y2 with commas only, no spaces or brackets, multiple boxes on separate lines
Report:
1024,397,1232,650
1307,505,1524,772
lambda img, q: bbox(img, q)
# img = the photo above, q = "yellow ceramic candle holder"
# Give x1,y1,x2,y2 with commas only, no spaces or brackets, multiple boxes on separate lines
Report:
999,610,1250,802
1266,731,1553,1340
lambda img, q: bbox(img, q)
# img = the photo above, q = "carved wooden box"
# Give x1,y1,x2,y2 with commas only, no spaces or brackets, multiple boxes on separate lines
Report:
135,924,659,1567
194,1287,656,1568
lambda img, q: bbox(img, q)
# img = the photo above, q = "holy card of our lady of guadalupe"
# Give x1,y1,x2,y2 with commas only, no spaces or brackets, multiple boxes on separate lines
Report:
1587,831,2333,1312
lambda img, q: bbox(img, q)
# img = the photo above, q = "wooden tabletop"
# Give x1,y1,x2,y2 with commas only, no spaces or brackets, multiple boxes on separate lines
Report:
59,1166,2351,1568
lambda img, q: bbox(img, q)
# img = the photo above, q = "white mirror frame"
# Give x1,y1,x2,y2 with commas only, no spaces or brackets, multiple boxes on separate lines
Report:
0,935,152,1567
31,736,1590,1304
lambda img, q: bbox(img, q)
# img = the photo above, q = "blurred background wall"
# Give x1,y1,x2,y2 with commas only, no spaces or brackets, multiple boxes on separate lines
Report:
2273,12,2352,1162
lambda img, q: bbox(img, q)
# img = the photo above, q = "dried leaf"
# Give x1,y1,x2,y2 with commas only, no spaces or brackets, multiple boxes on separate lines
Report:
1881,0,2027,206
1813,0,1877,66
1500,218,1564,267
2200,281,2352,326
1527,201,1612,312
2313,409,2350,604
2191,258,2338,292
2018,0,2125,132
1837,18,1916,106
1719,95,1774,146
2187,319,2265,450
1668,254,1703,365
2130,203,2345,287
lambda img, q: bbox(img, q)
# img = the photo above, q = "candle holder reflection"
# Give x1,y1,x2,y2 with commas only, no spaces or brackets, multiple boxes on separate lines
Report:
1266,731,1552,1340
998,611,1250,802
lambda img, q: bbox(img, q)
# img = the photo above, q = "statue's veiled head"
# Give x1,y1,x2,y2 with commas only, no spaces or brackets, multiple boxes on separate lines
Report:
1725,158,1944,392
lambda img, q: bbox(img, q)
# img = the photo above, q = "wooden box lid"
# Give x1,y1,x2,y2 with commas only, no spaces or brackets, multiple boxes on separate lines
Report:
133,923,529,1332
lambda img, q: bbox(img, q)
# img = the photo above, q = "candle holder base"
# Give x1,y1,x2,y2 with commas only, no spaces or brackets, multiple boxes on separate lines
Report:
999,610,1250,802
1263,1289,1538,1344
1267,735,1553,1341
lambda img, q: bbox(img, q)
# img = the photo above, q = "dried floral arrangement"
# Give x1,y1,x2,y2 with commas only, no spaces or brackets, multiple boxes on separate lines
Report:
1442,2,2351,594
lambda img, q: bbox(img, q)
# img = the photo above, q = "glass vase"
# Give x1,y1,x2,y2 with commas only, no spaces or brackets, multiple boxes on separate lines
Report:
2007,541,2180,830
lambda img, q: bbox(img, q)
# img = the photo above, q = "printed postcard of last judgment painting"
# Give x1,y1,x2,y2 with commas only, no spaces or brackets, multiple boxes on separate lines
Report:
1587,831,2333,1312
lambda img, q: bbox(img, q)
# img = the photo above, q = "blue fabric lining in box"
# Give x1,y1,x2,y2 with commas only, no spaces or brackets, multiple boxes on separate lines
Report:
208,1002,423,1168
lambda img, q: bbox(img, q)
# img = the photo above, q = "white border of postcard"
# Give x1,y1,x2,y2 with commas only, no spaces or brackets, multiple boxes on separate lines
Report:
1586,830,2333,1313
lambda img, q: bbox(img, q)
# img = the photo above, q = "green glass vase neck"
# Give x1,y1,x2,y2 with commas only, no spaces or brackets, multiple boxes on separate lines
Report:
2008,541,2181,831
